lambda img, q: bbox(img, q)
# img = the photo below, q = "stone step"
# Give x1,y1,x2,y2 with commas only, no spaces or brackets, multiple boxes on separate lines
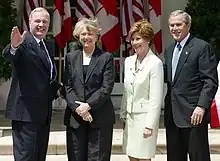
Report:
0,127,11,137
0,129,220,155
0,113,165,137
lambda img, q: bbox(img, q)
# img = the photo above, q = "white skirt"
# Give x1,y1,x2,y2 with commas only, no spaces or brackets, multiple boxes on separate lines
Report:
122,113,159,159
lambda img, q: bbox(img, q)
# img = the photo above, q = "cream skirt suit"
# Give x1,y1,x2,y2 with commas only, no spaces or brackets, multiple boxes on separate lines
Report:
120,50,164,159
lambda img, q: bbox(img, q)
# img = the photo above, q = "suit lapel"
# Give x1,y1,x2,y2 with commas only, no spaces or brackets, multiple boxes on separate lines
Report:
172,36,193,84
138,49,153,72
128,55,136,79
75,51,84,84
85,47,101,83
26,32,50,72
44,40,54,61
167,43,175,83
45,40,56,80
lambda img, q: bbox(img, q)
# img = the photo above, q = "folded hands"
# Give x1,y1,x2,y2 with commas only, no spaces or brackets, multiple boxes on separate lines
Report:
75,101,93,122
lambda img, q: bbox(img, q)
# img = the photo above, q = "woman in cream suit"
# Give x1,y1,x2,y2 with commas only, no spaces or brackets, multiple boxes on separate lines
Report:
120,20,164,161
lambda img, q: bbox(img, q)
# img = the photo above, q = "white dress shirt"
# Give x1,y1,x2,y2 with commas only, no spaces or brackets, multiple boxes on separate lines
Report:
83,49,94,65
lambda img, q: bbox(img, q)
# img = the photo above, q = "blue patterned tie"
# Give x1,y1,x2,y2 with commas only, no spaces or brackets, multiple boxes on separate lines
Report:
172,43,182,81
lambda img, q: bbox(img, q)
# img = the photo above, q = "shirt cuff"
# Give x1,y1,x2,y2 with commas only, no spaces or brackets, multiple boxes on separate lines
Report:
10,44,18,55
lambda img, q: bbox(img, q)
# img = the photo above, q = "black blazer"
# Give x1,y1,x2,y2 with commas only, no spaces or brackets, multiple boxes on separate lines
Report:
164,35,218,127
2,31,58,123
64,47,115,128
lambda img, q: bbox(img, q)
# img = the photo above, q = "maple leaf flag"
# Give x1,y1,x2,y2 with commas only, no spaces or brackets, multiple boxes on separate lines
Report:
96,0,121,53
53,0,72,48
149,0,162,54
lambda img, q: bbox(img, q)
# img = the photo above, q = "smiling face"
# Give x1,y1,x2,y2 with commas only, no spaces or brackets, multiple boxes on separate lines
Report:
29,10,49,39
131,32,149,56
79,27,98,51
168,14,190,42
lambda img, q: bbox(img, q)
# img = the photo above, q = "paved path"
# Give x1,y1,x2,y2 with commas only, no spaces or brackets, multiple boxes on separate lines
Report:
1,154,220,161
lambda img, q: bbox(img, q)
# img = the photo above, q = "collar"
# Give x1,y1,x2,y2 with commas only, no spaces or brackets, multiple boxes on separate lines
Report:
131,49,154,72
83,47,95,58
176,33,190,48
32,34,45,45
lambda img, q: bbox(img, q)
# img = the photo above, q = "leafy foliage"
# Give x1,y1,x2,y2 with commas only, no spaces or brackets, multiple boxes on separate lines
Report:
0,0,17,80
185,0,220,60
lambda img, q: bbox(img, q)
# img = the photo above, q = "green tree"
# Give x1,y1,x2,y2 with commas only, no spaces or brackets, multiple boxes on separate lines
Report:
0,0,17,80
185,0,220,60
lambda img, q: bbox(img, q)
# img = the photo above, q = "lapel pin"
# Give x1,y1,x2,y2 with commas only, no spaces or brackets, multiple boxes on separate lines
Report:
185,51,188,55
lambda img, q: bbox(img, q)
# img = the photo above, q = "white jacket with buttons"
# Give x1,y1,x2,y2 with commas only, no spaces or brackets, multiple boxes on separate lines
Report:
120,50,164,129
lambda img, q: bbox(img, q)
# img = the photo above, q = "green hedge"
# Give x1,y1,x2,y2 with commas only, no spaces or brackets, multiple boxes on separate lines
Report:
185,0,220,61
0,0,17,80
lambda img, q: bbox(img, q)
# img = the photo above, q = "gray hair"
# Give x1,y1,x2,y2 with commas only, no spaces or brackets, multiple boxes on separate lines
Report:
29,7,50,22
169,10,191,28
73,17,101,40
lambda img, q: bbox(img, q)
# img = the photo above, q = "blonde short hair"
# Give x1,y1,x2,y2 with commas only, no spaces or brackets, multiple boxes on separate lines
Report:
29,7,50,22
129,19,154,46
73,18,101,40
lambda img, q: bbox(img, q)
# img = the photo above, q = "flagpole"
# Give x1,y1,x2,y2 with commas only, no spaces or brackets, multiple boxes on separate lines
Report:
58,47,62,82
57,46,63,110
144,0,149,18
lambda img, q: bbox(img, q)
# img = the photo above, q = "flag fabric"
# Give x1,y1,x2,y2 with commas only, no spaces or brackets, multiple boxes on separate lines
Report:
53,0,72,48
121,0,144,41
210,100,220,128
96,0,121,52
75,0,95,19
210,63,220,128
132,0,144,22
22,0,43,32
149,0,162,54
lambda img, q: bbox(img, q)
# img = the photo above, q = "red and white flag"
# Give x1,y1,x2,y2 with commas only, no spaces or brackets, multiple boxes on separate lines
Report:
149,0,162,55
53,0,72,48
122,0,144,41
132,0,144,22
210,100,220,128
22,0,43,32
75,0,95,19
210,63,220,128
96,0,121,52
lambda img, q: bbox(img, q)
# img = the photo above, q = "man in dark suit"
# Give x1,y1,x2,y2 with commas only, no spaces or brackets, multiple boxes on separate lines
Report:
164,10,218,161
2,7,60,161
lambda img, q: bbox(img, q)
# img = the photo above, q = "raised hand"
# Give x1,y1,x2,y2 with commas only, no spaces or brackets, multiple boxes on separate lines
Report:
11,26,26,48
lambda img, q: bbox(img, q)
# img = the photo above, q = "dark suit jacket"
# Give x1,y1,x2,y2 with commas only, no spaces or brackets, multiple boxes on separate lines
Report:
2,31,58,124
164,35,218,127
64,47,115,128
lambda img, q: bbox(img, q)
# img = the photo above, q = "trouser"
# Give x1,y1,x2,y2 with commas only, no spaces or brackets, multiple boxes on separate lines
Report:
12,120,50,161
66,123,113,161
166,118,210,161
